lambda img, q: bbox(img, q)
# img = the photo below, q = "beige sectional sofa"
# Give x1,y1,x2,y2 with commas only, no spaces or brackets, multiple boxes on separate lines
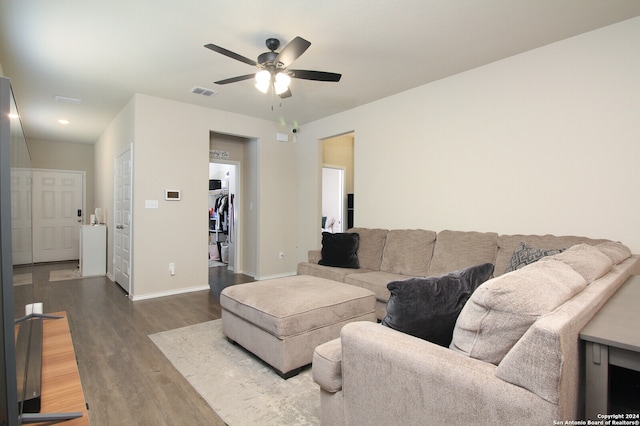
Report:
299,228,640,425
297,227,620,320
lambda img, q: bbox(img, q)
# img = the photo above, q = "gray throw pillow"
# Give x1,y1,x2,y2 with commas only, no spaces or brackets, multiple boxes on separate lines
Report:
504,242,564,274
318,232,360,268
381,263,495,347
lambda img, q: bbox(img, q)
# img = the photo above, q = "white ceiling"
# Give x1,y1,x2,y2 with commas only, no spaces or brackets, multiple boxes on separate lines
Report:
1,0,640,144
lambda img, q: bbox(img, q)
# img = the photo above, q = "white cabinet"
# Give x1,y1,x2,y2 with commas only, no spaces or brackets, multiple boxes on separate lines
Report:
80,225,106,277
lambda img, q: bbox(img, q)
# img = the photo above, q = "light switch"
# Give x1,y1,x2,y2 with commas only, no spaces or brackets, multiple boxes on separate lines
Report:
145,200,159,209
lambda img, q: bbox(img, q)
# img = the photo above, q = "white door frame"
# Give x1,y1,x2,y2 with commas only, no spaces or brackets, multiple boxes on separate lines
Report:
114,145,133,295
209,159,241,273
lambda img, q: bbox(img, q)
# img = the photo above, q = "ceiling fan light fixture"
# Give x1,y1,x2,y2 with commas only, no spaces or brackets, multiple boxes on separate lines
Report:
274,72,291,95
255,81,269,93
255,70,271,93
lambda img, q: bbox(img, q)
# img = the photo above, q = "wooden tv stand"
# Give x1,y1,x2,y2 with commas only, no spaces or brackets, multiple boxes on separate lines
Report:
25,311,89,425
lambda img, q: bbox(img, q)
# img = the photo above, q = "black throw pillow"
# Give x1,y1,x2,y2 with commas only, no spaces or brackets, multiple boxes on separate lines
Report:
318,232,360,268
381,263,494,347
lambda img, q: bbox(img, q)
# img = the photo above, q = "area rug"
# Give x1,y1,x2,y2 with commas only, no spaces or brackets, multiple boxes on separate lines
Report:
149,320,320,426
49,269,81,282
208,259,226,268
13,273,32,286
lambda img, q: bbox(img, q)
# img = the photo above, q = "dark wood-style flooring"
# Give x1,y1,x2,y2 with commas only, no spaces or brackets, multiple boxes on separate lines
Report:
14,261,253,426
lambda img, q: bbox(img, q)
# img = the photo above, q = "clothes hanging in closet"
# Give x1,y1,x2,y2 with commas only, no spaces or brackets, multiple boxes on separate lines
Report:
211,192,233,263
213,193,230,234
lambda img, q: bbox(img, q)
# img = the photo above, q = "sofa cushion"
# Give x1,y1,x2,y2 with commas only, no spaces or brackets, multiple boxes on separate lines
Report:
550,244,612,284
344,271,409,302
450,260,587,365
428,230,498,276
495,234,610,277
348,228,388,270
297,262,371,283
308,249,322,264
319,232,360,268
379,229,436,276
381,263,495,347
503,242,564,273
595,241,631,265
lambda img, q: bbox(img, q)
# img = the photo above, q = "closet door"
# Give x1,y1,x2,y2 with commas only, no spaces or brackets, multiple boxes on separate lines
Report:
114,147,132,293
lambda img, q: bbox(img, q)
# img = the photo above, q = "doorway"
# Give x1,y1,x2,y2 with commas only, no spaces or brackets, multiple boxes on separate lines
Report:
209,162,239,272
321,132,354,232
322,166,345,233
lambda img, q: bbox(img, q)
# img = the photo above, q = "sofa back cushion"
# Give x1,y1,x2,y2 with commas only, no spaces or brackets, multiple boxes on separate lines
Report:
450,259,587,365
595,241,632,265
549,244,612,284
428,230,498,277
495,234,609,277
348,228,388,271
379,229,436,276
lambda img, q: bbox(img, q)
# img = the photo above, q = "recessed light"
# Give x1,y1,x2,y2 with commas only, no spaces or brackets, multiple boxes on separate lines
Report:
8,113,19,119
58,119,70,125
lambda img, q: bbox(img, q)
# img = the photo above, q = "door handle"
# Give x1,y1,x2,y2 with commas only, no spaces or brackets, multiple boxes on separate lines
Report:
116,225,124,229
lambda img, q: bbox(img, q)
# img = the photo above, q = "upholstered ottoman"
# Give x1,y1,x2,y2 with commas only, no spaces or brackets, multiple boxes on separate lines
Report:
220,275,376,378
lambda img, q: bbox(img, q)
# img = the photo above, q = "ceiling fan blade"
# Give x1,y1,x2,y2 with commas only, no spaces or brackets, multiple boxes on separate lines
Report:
275,36,311,68
279,88,292,99
205,43,258,67
214,74,256,85
289,70,342,82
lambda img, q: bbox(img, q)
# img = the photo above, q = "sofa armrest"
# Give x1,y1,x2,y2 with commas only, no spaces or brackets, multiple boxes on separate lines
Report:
308,249,321,264
312,338,342,392
339,322,556,425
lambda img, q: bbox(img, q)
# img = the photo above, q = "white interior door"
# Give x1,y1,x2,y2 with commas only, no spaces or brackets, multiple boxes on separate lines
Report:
322,166,345,233
11,168,32,265
32,170,84,263
114,147,132,293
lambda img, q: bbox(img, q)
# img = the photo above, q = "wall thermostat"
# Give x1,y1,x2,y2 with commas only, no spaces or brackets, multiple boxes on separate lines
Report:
165,190,181,201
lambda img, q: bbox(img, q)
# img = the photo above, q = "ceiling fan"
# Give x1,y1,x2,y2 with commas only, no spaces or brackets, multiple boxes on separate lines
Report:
205,36,341,99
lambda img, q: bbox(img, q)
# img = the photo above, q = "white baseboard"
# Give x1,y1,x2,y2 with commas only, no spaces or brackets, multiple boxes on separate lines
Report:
254,272,296,281
130,284,211,301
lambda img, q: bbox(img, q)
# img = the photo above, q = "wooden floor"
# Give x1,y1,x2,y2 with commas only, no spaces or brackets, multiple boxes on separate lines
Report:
14,261,253,426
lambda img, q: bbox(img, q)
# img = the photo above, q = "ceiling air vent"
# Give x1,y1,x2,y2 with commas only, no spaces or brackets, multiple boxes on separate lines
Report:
191,86,217,97
54,95,82,105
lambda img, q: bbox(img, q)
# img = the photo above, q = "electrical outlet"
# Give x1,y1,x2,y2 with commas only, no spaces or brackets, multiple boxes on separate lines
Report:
279,252,285,259
169,262,175,275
